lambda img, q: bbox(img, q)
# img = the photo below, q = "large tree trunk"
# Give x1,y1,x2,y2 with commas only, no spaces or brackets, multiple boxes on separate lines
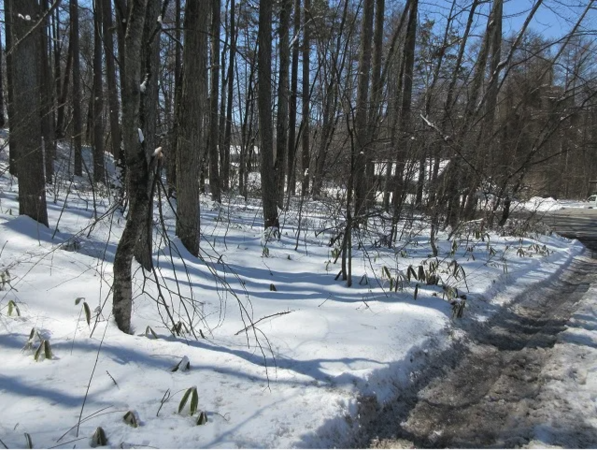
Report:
9,0,49,227
208,0,222,202
71,0,83,176
112,0,150,334
175,0,208,256
258,0,279,230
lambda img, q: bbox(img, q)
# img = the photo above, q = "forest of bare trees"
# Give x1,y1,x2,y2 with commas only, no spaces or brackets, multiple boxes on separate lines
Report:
3,0,597,332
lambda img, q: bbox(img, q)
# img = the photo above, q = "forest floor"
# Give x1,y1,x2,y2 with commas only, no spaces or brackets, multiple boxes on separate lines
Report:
0,143,595,448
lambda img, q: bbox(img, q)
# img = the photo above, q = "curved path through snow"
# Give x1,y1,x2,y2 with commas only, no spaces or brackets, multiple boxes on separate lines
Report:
359,209,597,448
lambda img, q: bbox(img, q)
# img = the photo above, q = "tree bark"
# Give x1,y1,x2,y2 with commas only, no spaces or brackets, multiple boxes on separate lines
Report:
92,0,105,184
40,0,55,183
5,0,17,175
287,0,301,197
175,0,208,256
112,0,150,334
71,0,83,176
9,0,49,227
354,0,375,217
300,0,311,197
275,0,291,206
133,0,161,271
222,0,236,193
209,0,222,202
102,0,122,161
258,0,279,230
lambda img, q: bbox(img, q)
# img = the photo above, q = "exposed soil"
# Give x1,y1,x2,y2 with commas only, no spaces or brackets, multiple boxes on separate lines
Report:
356,252,597,449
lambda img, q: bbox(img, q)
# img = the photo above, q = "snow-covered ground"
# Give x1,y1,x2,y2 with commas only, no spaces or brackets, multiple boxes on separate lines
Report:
516,196,594,212
0,144,591,448
526,279,597,448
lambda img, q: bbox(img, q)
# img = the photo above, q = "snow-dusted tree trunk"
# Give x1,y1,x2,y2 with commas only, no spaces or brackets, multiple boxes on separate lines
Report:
9,0,49,227
112,0,149,334
134,0,161,271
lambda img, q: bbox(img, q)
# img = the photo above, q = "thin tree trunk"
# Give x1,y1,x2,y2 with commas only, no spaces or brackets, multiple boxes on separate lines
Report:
40,0,55,183
300,0,311,197
102,0,122,161
5,0,17,176
112,0,150,334
92,0,105,185
258,0,279,229
276,0,291,206
167,0,182,196
390,0,418,241
354,0,375,218
209,0,221,202
222,0,236,192
287,0,300,197
0,19,6,129
71,0,83,176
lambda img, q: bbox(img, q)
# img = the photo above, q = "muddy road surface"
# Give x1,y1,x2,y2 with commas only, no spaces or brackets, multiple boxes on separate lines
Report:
357,209,597,448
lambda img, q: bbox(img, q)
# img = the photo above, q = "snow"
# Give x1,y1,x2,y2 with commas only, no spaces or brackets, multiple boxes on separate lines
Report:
0,139,591,448
516,196,594,212
525,271,597,448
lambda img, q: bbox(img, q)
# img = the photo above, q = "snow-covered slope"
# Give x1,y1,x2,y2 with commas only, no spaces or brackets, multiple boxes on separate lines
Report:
0,144,585,448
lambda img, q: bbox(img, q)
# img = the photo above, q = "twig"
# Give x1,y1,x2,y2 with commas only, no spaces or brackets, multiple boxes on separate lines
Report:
106,371,119,388
234,310,293,336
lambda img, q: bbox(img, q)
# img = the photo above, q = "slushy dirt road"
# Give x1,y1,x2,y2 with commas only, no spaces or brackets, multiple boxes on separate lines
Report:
357,209,597,448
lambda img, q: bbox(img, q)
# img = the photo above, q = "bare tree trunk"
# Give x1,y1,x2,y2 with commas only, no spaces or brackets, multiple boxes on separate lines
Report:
222,0,236,193
209,0,222,202
71,0,83,176
167,0,182,196
112,0,150,334
300,0,311,198
133,0,161,270
9,0,49,227
5,0,17,175
258,0,279,230
102,0,122,160
55,37,71,139
0,19,6,129
175,0,208,256
390,0,417,241
353,0,375,218
92,0,105,185
287,0,300,197
40,0,55,183
275,0,291,206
